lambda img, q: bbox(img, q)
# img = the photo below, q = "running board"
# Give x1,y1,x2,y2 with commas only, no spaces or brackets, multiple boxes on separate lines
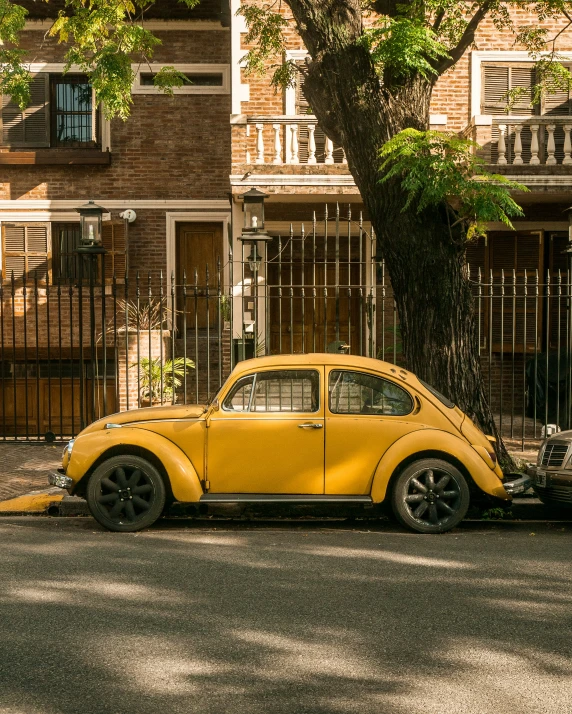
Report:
199,494,373,504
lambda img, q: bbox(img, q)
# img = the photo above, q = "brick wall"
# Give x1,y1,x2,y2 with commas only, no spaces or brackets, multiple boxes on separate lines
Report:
1,29,231,203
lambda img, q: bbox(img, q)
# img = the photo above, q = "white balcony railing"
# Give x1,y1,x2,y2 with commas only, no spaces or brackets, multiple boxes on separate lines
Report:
239,115,347,165
490,116,572,166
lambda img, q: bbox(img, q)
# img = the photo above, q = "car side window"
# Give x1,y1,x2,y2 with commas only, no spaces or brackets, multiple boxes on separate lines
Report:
329,370,413,416
222,376,254,412
251,370,320,413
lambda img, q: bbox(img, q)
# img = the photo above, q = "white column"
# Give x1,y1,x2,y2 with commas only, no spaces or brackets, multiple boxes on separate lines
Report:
530,124,540,165
289,124,299,164
324,137,334,164
513,124,523,165
546,124,557,165
255,123,265,164
307,124,317,164
272,123,282,164
563,124,572,165
497,124,507,165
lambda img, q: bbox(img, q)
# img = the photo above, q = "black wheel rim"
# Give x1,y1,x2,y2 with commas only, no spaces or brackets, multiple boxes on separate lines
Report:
95,465,155,525
403,468,462,528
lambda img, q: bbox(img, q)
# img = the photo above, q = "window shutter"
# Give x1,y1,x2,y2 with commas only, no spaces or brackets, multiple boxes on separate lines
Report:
2,223,50,282
1,74,50,148
483,65,535,163
101,220,128,281
466,237,486,276
544,67,572,116
294,63,342,164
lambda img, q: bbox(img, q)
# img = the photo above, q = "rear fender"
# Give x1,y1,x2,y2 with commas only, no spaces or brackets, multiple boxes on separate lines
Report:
66,427,203,502
370,429,508,503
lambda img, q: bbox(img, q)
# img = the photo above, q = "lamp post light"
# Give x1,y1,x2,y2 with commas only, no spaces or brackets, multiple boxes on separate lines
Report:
238,188,272,359
75,200,108,427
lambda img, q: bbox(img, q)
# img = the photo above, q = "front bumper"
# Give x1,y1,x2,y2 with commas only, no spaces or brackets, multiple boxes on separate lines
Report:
502,474,532,495
48,470,73,490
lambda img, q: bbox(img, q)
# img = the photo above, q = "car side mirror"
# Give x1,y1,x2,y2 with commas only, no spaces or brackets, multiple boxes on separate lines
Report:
211,398,220,412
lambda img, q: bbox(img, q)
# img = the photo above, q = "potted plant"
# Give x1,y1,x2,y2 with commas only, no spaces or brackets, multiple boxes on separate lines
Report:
133,356,195,406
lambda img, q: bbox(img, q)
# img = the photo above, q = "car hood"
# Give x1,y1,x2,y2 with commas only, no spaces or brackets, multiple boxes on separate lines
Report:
80,404,207,435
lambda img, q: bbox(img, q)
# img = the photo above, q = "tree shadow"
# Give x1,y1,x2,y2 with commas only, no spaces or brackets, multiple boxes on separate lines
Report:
0,519,571,713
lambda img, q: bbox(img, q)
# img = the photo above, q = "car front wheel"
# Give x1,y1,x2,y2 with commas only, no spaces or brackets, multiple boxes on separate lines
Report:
391,458,470,534
86,455,166,532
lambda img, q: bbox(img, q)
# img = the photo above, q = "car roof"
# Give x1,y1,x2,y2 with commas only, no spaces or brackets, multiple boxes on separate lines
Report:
231,353,413,380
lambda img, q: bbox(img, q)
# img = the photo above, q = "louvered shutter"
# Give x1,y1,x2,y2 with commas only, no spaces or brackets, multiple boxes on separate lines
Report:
488,232,542,352
1,75,50,148
2,223,50,282
294,64,343,164
483,65,535,163
101,220,128,281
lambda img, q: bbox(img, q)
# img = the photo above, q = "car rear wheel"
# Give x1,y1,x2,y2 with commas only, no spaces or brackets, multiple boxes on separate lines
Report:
391,458,470,534
86,455,166,532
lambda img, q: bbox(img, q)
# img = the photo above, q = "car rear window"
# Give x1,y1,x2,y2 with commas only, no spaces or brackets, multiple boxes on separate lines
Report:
418,378,455,409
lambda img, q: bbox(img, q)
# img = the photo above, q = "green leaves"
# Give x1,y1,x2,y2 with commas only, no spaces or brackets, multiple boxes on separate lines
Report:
236,4,291,87
379,129,527,239
0,0,30,108
359,16,450,81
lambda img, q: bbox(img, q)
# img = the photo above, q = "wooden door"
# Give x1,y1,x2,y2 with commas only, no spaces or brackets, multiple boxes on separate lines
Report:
176,223,223,329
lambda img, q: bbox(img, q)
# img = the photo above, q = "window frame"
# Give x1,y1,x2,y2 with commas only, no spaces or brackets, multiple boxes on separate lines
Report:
49,74,99,149
131,64,230,95
328,369,414,417
222,369,321,414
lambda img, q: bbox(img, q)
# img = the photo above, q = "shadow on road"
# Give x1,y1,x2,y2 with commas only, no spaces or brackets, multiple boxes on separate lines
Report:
0,517,571,714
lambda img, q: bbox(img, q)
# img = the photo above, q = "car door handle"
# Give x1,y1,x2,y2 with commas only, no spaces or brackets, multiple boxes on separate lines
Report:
298,422,323,429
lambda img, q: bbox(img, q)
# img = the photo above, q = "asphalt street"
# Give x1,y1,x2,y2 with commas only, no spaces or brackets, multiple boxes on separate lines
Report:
0,517,571,714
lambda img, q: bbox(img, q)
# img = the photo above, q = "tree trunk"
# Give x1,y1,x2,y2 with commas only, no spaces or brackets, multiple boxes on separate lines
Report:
284,0,514,467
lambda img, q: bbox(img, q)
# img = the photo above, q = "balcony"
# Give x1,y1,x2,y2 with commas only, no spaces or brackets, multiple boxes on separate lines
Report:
467,115,572,177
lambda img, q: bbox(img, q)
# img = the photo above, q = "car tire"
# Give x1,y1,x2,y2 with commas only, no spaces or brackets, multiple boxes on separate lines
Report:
391,458,470,534
86,455,166,533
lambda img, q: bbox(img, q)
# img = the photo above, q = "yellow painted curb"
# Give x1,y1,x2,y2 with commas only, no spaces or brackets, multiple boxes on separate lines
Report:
0,492,64,513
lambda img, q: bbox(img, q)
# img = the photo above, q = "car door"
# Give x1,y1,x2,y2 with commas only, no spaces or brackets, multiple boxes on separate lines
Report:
207,367,325,494
325,368,420,494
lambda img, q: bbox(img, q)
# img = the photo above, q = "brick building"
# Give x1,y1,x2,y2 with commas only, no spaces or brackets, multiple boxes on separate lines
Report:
0,0,232,435
2,3,572,438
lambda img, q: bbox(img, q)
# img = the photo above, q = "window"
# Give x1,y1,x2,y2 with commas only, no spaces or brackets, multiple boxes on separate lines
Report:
2,221,127,284
140,73,223,88
131,64,230,95
223,376,254,412
482,62,572,162
1,73,100,149
329,370,413,416
251,370,320,413
52,223,81,281
50,75,97,148
2,223,50,282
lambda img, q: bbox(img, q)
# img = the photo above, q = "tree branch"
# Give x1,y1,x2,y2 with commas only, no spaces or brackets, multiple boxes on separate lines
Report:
433,1,492,76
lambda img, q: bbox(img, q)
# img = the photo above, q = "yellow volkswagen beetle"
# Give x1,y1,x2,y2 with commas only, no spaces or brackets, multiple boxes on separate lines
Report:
48,354,529,534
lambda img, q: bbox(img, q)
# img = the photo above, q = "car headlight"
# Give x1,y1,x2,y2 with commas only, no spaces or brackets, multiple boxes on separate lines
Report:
63,439,75,460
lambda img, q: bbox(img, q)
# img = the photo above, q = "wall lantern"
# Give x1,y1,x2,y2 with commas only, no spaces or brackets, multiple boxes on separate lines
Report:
75,200,107,248
241,187,268,235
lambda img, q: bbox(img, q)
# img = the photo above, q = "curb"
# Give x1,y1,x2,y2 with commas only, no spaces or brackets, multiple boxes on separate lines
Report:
0,488,88,517
0,492,570,522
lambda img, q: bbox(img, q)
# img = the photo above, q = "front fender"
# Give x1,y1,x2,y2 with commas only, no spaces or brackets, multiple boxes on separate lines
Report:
66,427,203,503
370,429,509,503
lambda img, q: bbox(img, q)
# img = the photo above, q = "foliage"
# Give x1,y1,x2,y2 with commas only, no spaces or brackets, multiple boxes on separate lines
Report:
379,129,528,240
358,16,450,81
132,357,195,403
115,298,169,332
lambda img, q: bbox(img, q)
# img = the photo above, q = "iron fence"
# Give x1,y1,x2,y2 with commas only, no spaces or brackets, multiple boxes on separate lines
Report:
0,217,571,452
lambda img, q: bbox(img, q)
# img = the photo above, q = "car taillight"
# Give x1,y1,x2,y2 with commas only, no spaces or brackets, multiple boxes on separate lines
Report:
488,449,497,465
